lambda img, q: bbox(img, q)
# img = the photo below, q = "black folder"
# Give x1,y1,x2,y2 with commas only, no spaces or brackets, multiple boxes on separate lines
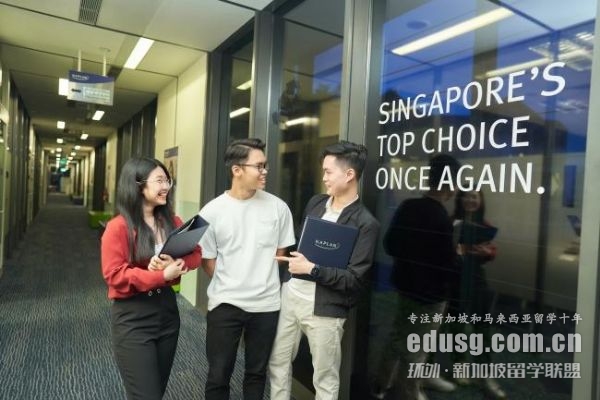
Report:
459,222,498,245
297,216,359,269
159,215,209,258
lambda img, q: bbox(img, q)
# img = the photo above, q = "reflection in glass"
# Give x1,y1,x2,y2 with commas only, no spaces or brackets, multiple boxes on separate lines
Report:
276,20,343,225
366,1,595,399
229,41,253,140
273,0,345,395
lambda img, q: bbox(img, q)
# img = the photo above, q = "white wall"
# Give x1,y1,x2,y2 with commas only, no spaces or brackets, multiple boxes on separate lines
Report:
104,132,118,213
155,53,208,305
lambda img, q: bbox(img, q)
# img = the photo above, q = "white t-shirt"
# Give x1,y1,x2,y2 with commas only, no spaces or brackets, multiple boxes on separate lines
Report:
199,190,295,312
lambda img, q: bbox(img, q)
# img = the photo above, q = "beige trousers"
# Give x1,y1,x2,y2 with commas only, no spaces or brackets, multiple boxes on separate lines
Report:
269,283,346,400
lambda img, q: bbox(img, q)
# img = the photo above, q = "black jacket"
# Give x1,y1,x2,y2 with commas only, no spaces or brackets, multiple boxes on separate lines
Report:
283,194,380,318
384,196,460,304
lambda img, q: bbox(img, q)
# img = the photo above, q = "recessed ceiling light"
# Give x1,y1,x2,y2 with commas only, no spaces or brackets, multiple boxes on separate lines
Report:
58,78,68,96
57,121,65,129
392,8,513,56
56,138,64,144
236,80,252,90
80,133,88,140
229,107,250,118
124,37,154,69
92,110,105,121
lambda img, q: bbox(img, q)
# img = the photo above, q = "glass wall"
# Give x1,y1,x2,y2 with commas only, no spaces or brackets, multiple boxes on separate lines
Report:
271,0,345,395
229,40,253,140
363,1,596,399
275,0,345,225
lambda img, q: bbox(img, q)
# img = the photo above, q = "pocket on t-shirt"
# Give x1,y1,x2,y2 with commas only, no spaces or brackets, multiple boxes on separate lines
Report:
257,218,278,247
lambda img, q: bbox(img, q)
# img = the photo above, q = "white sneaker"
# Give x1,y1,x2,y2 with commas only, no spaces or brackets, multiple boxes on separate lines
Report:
422,376,457,392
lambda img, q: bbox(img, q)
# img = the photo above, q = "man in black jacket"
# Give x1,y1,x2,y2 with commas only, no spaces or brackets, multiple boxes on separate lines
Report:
269,141,380,400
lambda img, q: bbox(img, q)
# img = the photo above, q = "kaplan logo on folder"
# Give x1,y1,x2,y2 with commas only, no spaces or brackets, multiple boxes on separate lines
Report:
298,216,359,269
314,239,340,250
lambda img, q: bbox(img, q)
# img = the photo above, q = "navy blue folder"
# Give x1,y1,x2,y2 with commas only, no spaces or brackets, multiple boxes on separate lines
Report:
459,222,498,245
160,215,209,258
297,216,359,269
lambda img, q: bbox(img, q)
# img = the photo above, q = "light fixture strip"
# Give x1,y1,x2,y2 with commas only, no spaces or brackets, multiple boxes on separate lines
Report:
229,107,250,118
236,80,252,90
58,78,69,96
392,8,513,56
92,110,105,121
124,37,155,69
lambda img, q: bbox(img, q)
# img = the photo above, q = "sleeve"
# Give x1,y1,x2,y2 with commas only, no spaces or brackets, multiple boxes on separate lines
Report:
198,207,217,259
278,203,296,249
101,217,166,295
174,215,202,270
313,214,380,296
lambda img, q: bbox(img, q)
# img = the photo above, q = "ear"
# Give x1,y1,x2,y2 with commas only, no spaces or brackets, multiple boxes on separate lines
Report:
231,164,243,178
346,168,356,183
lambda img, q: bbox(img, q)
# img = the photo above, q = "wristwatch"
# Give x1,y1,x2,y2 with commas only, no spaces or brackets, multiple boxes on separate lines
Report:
310,264,321,279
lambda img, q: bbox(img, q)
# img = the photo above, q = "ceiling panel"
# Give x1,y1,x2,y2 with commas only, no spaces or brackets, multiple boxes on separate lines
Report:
145,0,254,50
226,0,272,10
0,0,79,20
97,0,165,36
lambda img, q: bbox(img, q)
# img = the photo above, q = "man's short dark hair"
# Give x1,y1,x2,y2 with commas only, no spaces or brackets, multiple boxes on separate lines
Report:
224,138,266,174
429,154,460,190
321,141,368,180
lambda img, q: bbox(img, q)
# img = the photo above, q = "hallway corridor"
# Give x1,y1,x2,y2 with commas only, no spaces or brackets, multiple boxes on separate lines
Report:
0,194,248,399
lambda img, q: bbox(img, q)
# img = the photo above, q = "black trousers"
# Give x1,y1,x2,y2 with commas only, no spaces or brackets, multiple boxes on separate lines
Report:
205,303,279,400
110,287,180,400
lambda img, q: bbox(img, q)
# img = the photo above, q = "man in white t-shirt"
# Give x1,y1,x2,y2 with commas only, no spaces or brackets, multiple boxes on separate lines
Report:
199,138,295,400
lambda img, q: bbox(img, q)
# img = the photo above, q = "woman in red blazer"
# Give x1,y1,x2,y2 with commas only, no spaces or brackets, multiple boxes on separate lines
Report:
101,157,201,400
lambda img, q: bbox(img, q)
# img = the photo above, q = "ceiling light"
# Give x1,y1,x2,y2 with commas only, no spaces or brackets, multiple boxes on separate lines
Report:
56,138,64,144
392,8,513,56
124,37,154,69
70,151,76,156
58,78,69,96
80,133,88,140
57,121,65,129
74,145,81,150
483,58,550,78
285,117,319,127
229,107,250,118
483,46,593,78
92,110,105,121
236,80,252,90
56,147,62,152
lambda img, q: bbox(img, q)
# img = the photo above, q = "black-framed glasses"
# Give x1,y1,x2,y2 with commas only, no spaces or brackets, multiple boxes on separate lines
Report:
238,163,268,173
138,178,173,188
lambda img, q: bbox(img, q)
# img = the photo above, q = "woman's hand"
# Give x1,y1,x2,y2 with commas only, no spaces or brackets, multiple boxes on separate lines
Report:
162,258,187,281
469,242,494,257
148,254,175,271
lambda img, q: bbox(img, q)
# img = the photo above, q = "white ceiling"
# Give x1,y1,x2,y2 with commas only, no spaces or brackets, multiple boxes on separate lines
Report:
0,0,271,152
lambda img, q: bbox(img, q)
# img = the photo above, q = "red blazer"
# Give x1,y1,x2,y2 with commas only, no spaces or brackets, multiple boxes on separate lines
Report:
101,214,202,299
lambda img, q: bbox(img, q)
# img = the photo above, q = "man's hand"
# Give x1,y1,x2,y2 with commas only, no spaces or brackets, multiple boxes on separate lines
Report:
274,251,315,275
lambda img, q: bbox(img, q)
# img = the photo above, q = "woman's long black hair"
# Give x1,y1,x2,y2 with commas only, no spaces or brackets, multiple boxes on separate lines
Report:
115,157,175,263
